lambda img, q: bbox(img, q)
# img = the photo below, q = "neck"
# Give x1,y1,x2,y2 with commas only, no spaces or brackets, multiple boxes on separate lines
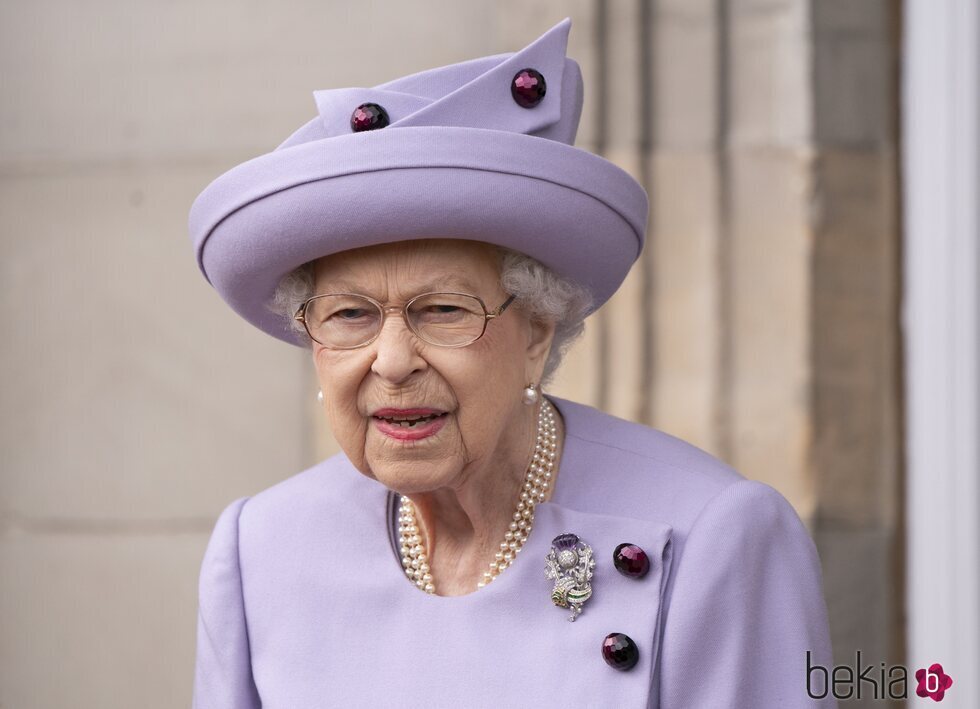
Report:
404,399,564,596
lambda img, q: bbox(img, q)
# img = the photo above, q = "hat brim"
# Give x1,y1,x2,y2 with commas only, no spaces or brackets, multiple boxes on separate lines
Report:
189,125,648,346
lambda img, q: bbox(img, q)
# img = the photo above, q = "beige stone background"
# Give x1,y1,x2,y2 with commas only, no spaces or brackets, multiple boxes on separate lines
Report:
1,1,905,707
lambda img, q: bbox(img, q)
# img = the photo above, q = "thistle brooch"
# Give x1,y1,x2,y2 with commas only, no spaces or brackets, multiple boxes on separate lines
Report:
544,532,595,621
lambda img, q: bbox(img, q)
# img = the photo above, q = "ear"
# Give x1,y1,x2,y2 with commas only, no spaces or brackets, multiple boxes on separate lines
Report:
525,317,556,383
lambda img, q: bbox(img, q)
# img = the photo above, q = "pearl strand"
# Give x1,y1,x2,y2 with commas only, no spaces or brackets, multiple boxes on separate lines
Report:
397,398,558,594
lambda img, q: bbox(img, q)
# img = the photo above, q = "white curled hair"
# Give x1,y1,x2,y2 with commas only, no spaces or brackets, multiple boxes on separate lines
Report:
269,246,593,386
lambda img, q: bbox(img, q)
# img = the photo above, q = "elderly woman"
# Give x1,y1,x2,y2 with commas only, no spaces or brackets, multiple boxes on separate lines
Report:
189,18,837,709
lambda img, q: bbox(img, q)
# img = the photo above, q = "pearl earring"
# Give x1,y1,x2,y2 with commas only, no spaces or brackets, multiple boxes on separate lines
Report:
317,389,324,404
522,382,539,405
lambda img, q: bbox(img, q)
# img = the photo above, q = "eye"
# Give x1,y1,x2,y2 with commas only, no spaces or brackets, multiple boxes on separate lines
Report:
427,304,462,314
415,302,469,324
316,301,380,330
333,308,372,320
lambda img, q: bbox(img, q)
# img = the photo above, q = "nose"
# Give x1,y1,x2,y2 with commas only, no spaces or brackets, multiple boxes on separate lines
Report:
369,308,427,384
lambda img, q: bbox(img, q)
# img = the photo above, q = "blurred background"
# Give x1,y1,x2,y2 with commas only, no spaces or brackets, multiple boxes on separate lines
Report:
1,0,976,707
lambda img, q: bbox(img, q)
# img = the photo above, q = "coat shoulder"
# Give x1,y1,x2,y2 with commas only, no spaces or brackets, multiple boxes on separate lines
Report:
549,396,748,529
232,452,379,535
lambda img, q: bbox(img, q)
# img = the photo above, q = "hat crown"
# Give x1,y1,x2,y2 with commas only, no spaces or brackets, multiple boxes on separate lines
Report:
279,17,583,149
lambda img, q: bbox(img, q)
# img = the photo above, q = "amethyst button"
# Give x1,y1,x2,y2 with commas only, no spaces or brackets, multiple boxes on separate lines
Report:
613,542,650,579
602,632,640,671
511,68,547,108
350,102,390,132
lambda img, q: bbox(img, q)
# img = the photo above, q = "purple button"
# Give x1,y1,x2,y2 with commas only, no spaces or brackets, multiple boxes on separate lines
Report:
511,68,547,108
350,102,390,132
602,632,639,671
613,542,650,579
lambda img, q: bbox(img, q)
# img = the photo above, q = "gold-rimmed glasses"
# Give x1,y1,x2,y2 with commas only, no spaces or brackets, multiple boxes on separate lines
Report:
294,291,517,349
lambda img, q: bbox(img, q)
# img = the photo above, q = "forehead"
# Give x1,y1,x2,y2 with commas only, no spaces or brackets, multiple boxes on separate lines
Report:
313,239,501,295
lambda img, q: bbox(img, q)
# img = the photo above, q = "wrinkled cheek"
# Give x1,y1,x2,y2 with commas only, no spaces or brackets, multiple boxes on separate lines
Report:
343,421,373,473
320,398,367,465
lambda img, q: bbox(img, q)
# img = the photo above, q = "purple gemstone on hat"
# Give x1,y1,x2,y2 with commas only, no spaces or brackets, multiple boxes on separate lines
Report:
511,68,547,108
350,102,390,132
602,632,640,671
613,542,650,579
552,533,579,551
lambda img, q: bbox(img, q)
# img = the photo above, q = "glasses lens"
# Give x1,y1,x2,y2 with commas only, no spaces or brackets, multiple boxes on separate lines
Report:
407,293,487,346
304,295,382,348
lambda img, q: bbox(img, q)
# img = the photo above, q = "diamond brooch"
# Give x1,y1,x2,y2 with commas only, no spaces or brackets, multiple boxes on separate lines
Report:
544,532,595,621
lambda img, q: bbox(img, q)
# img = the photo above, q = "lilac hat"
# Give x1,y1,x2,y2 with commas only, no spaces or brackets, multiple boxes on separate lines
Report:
189,17,648,346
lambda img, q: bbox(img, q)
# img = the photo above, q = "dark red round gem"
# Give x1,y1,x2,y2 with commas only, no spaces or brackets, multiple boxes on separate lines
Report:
511,68,547,108
602,632,639,671
613,543,650,578
350,102,390,132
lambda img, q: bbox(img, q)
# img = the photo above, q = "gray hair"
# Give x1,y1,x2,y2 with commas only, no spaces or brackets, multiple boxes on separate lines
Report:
270,246,593,386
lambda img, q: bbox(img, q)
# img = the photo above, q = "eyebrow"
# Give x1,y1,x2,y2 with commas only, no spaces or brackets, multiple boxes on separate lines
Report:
321,277,484,296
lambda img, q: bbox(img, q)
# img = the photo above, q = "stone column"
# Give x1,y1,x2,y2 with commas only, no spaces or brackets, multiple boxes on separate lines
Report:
808,4,904,702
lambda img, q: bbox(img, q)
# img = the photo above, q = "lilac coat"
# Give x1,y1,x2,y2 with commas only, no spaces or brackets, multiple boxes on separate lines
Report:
193,396,838,708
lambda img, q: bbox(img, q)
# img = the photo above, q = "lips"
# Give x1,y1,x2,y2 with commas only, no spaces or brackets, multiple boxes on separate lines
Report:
371,407,447,426
371,407,449,441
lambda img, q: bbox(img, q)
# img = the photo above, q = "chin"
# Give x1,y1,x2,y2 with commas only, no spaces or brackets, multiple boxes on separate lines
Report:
369,457,458,495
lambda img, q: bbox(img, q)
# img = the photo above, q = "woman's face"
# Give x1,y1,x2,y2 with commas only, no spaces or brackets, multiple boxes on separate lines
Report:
310,239,555,495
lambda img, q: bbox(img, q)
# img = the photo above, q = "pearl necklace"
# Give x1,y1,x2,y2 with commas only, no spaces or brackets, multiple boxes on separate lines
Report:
397,398,558,594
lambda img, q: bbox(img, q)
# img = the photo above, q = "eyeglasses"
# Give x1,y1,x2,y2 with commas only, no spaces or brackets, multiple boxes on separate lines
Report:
294,291,517,349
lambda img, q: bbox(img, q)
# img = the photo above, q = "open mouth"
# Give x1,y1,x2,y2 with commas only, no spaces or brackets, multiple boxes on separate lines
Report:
373,412,448,428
